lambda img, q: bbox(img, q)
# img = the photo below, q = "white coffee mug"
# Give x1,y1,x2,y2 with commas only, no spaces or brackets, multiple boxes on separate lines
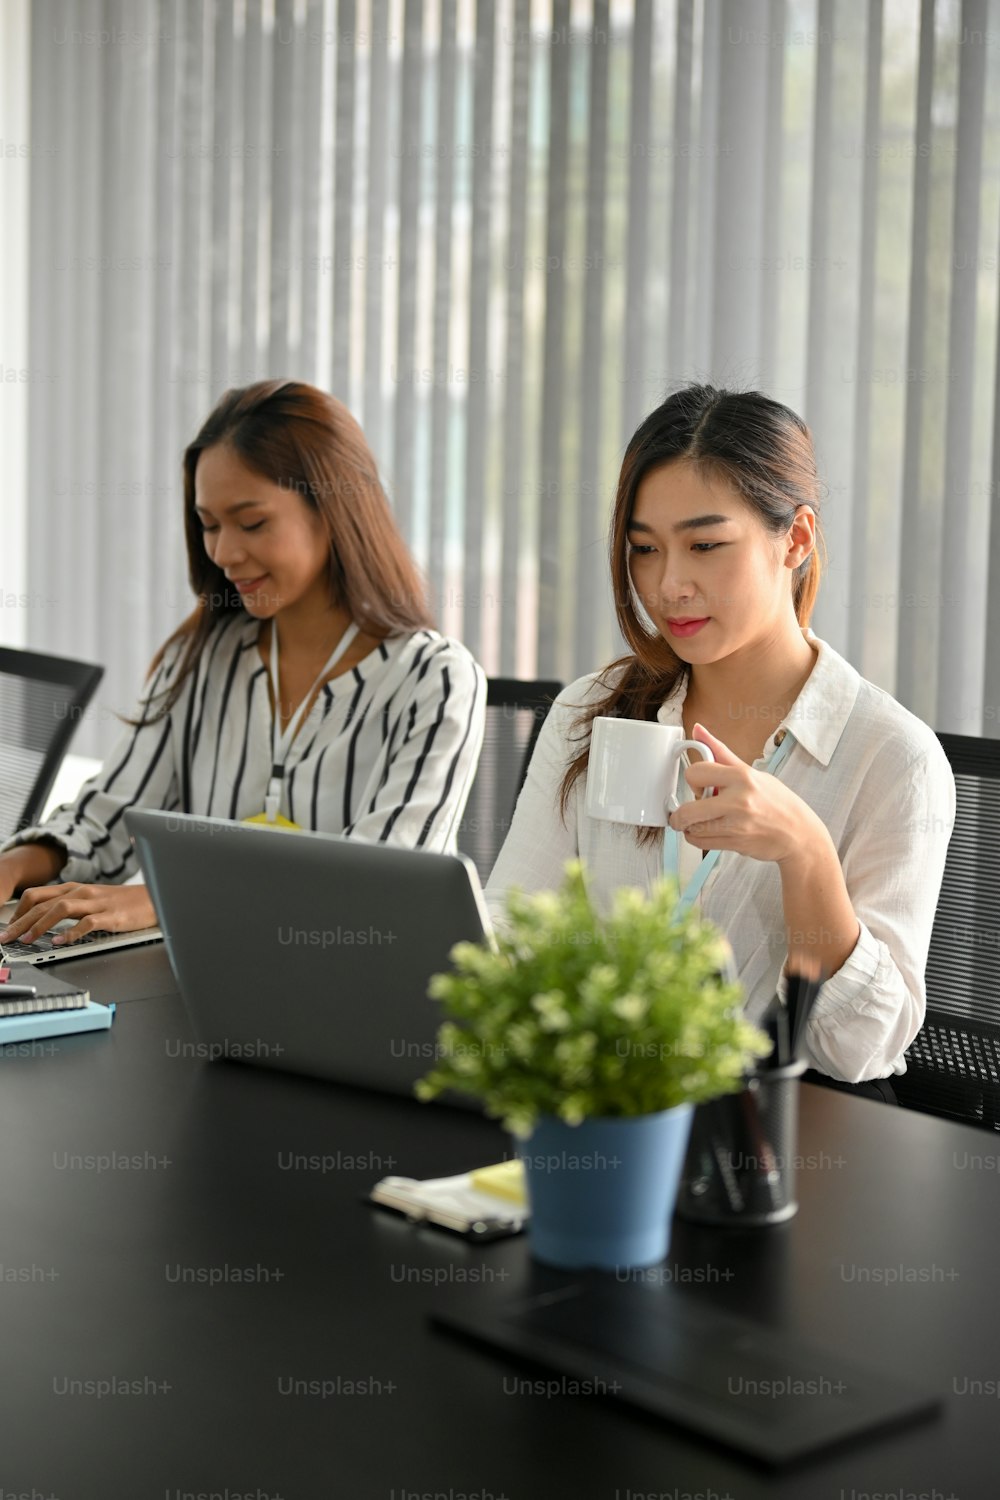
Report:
585,717,716,827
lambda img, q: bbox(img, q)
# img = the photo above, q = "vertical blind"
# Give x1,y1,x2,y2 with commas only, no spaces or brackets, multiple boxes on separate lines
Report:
0,0,30,634
22,0,1000,757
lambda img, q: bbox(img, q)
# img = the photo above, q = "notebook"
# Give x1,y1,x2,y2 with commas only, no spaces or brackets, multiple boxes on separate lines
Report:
0,1000,114,1046
0,989,89,1016
0,966,88,1014
369,1161,528,1241
0,968,111,1046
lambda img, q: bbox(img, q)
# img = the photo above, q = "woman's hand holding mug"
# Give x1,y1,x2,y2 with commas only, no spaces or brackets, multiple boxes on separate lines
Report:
668,724,822,865
585,718,820,866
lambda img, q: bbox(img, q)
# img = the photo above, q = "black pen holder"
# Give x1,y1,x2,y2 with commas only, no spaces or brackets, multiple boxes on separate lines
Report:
675,1060,807,1227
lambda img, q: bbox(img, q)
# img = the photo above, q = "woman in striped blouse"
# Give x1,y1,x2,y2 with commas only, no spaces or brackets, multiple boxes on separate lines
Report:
0,380,486,948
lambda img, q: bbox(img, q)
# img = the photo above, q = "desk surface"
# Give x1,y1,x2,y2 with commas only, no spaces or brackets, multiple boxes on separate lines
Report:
28,938,179,1006
0,967,996,1499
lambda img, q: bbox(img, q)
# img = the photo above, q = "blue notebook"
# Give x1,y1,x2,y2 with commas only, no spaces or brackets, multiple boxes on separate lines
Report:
0,1000,115,1046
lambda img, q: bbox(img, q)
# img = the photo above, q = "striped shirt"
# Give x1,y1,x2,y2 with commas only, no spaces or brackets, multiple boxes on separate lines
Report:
4,617,486,883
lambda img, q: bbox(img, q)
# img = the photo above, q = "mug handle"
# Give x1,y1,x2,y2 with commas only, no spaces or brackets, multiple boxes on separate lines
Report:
665,739,716,816
678,739,716,798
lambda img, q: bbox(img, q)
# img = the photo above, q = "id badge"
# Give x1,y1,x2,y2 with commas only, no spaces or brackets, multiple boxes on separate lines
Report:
242,811,301,831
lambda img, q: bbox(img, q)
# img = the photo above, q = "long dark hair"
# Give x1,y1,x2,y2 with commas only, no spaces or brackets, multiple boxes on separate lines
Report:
559,383,826,835
144,379,434,720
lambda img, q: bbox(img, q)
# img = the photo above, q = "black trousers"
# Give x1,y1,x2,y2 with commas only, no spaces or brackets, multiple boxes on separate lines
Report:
802,1068,898,1105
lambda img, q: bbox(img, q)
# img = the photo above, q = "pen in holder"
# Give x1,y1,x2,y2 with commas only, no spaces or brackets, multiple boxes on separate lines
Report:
675,1058,807,1227
785,966,823,1060
676,959,823,1227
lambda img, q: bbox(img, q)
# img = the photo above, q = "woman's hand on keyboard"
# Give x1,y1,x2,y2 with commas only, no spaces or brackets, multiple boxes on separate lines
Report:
0,883,157,948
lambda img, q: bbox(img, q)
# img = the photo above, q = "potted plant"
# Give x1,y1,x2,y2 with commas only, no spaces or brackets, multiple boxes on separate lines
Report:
416,860,771,1269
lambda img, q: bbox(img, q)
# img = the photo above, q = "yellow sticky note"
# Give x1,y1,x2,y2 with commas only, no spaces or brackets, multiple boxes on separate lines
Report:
469,1160,526,1205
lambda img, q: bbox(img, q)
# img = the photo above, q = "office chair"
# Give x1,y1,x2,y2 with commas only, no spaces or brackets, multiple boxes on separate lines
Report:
457,677,563,886
894,733,1000,1130
0,646,104,842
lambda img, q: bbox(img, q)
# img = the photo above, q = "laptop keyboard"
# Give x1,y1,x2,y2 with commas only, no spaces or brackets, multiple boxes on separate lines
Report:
3,932,58,956
1,919,161,963
1,918,88,959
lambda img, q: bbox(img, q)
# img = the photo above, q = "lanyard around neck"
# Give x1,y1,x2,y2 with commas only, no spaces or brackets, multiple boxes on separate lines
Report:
263,619,360,822
663,732,795,914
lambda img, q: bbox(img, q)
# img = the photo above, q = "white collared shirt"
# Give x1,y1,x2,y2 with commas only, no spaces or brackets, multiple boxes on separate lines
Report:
485,631,956,1083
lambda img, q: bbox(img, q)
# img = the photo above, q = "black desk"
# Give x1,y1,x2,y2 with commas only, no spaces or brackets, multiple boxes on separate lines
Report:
25,939,179,1007
0,984,996,1499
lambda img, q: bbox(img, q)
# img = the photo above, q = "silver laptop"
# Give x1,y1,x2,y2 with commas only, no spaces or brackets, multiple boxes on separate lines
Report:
0,899,162,966
125,808,492,1098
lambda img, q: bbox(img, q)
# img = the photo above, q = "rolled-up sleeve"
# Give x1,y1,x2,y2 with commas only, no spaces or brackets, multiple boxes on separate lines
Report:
790,740,957,1083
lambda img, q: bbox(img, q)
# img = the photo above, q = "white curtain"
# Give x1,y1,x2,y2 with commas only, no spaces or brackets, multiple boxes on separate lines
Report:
17,0,1000,756
0,0,31,640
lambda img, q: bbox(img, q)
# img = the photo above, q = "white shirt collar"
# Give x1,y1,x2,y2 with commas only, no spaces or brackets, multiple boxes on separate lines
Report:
655,629,862,767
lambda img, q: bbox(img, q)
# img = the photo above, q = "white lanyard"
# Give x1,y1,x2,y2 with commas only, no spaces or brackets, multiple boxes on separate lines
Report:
663,731,795,914
263,619,360,822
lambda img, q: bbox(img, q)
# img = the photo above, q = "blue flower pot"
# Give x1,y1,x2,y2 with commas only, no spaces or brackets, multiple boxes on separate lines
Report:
516,1105,695,1270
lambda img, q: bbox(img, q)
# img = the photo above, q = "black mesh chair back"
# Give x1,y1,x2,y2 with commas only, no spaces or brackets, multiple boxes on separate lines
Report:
894,733,1000,1129
457,678,563,887
0,647,104,842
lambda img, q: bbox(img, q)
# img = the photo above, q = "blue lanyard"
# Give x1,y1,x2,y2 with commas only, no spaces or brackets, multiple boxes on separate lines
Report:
663,732,795,914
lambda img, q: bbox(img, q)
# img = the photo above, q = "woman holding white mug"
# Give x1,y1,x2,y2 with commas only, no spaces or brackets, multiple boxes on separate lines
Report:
485,385,955,1088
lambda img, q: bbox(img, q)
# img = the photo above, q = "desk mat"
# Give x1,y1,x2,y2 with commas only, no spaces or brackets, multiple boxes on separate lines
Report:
432,1276,942,1467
